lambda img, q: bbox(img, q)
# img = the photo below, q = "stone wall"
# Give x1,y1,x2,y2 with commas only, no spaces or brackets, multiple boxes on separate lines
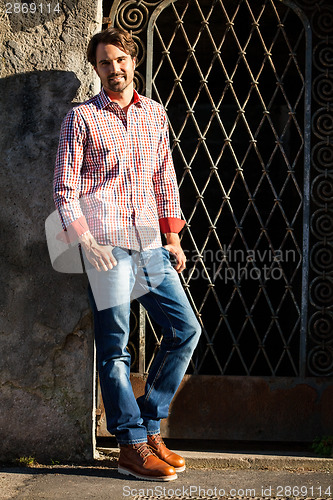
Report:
0,0,101,461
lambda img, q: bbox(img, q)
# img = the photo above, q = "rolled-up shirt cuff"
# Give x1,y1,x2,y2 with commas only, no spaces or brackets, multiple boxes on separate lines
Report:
159,217,186,234
56,216,90,244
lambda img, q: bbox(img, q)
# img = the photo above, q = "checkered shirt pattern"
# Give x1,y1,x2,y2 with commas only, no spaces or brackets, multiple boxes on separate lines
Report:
54,89,184,251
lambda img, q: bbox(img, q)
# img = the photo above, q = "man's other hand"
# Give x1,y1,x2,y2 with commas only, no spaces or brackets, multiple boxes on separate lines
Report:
164,232,186,273
79,231,117,272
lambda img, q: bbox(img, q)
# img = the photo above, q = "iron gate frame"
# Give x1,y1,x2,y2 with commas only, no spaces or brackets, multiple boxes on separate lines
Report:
102,0,333,378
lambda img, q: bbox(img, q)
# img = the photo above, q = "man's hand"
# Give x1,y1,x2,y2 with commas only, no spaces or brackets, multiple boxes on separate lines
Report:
79,231,117,272
163,232,186,273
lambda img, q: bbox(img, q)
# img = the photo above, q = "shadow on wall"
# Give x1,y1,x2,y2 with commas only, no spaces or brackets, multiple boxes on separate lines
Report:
0,69,80,240
0,70,80,166
0,70,82,324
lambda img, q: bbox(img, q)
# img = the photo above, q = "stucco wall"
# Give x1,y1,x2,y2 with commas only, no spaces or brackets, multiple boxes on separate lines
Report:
0,0,101,461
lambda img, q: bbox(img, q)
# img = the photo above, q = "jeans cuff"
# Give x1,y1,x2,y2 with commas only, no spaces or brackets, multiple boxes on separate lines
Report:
143,420,160,436
146,429,160,436
116,436,148,445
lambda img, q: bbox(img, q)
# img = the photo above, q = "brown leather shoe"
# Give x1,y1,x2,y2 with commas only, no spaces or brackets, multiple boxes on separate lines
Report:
118,442,177,481
147,434,186,472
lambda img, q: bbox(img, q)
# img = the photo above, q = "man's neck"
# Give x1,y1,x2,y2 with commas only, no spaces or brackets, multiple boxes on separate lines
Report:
104,86,134,110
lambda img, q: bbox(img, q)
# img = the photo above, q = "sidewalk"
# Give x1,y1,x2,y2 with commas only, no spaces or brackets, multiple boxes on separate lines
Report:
97,443,333,472
1,444,332,500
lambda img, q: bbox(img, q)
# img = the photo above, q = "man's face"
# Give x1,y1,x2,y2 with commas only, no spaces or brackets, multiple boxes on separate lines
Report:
95,43,135,95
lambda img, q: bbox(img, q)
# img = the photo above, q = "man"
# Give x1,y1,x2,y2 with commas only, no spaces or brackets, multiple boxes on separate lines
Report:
54,27,201,481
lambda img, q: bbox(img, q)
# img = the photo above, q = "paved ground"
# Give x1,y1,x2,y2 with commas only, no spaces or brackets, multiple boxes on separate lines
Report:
1,445,332,500
1,464,332,500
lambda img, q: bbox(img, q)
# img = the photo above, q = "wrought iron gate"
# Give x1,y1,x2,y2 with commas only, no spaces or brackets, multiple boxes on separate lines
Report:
97,0,333,441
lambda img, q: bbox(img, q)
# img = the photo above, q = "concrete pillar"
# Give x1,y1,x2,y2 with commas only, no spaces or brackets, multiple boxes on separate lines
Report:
0,0,101,461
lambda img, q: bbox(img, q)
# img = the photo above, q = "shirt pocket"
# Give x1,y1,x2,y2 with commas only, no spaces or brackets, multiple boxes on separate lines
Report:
83,138,121,179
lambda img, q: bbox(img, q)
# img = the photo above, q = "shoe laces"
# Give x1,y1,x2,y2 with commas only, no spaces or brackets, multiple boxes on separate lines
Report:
150,433,165,447
133,442,155,459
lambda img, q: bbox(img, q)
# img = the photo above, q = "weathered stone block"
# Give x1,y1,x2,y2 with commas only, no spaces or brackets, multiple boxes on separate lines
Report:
0,0,101,461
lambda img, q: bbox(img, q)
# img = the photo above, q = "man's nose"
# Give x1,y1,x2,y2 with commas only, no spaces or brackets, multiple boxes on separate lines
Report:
110,61,120,74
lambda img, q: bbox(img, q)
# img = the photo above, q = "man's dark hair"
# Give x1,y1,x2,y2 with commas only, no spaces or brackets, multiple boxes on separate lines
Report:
87,27,137,67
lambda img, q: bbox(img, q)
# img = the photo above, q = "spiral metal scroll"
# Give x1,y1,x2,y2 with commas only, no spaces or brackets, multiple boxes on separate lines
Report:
295,0,333,376
111,0,165,93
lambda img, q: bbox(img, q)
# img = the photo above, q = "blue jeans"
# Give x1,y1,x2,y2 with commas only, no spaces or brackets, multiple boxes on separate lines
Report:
86,246,201,445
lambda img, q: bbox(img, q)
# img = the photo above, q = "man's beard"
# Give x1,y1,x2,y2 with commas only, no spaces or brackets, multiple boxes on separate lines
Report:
107,73,129,93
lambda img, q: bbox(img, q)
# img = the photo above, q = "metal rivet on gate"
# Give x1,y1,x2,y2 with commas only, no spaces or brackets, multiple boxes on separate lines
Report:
186,108,194,114
226,21,234,27
162,50,170,55
239,50,246,55
174,77,182,83
265,51,272,56
176,19,183,25
224,137,232,143
225,78,233,84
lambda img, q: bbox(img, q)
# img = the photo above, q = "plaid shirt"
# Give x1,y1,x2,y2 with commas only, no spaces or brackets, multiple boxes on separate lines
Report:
54,88,185,251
